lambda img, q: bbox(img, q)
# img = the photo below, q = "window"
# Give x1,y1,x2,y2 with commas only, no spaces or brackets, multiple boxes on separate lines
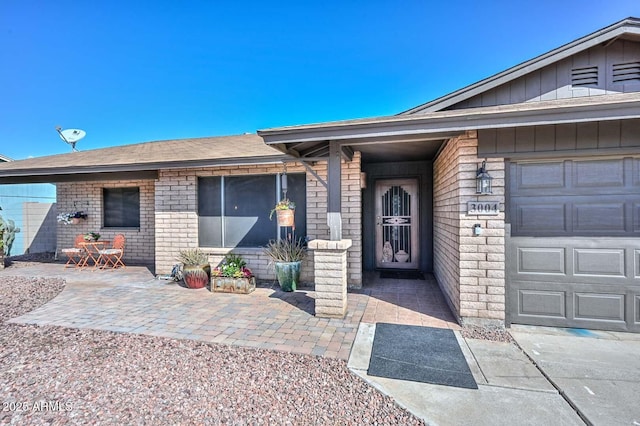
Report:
103,187,140,228
198,174,306,248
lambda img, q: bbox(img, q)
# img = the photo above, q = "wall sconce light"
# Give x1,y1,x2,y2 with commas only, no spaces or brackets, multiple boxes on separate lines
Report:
476,160,493,194
360,172,367,189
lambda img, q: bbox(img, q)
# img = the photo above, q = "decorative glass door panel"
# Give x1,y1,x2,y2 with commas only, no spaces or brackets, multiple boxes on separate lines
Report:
375,179,419,269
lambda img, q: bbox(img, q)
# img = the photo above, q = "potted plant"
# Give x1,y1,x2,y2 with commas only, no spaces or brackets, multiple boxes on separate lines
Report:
263,237,306,291
84,231,101,242
269,198,296,227
210,253,256,294
177,248,211,289
57,211,88,225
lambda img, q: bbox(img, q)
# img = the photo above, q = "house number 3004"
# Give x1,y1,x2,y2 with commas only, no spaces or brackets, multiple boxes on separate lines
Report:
467,201,500,215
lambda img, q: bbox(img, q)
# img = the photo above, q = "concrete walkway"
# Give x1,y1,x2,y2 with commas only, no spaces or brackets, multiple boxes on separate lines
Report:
349,323,640,425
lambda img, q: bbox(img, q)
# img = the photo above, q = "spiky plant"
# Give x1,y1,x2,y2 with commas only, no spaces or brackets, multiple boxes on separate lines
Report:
263,237,306,262
177,248,208,265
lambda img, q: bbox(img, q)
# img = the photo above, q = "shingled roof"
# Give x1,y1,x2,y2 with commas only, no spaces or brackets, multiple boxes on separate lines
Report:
0,134,287,184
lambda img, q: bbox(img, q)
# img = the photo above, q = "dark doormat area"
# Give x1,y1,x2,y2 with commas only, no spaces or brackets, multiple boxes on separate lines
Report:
379,270,425,280
368,323,478,389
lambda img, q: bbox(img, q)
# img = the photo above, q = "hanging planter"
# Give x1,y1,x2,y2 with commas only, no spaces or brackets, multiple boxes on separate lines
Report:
276,209,295,227
57,211,88,225
270,199,296,227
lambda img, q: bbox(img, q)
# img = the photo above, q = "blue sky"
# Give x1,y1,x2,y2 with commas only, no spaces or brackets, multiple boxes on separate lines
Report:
1,1,638,159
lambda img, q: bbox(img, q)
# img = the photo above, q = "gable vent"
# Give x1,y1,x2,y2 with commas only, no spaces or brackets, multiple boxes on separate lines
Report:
571,66,598,87
612,61,640,84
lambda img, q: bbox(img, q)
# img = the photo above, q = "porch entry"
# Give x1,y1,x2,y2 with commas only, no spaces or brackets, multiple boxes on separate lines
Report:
375,179,419,269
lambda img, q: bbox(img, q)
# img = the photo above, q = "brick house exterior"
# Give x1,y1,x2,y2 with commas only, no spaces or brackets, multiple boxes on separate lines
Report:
54,154,363,289
1,18,640,330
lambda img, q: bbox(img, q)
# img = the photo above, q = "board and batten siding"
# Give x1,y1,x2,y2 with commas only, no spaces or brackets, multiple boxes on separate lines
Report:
450,39,640,110
477,119,640,158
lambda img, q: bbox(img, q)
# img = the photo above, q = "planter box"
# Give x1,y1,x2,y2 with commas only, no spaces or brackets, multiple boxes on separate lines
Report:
211,277,256,294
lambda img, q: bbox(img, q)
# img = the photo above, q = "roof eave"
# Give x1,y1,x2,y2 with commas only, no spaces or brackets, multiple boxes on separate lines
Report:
0,154,290,184
260,98,640,144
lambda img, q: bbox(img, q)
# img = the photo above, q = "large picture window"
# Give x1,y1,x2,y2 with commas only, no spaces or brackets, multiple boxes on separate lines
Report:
103,187,140,228
198,174,306,248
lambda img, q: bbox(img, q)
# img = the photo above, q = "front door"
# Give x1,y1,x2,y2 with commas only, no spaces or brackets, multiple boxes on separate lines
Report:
375,179,419,269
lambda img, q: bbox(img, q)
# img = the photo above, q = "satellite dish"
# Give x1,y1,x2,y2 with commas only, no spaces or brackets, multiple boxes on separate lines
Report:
55,126,86,152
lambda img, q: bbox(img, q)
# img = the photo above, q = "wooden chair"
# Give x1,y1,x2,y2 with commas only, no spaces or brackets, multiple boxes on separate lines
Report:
97,234,126,269
60,235,87,268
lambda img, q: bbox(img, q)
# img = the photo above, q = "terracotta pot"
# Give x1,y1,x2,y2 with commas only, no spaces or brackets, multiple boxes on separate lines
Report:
182,264,211,289
71,218,81,225
276,209,295,227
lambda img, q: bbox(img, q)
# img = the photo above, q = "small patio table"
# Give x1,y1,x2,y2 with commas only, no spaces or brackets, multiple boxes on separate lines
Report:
78,240,110,269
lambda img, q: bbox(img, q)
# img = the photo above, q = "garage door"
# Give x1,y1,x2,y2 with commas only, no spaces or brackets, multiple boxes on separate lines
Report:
507,157,640,332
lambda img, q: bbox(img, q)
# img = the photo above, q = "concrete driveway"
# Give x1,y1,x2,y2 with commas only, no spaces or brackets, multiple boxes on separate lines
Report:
511,326,640,426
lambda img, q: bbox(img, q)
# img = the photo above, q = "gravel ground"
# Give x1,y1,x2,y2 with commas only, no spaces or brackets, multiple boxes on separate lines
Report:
3,252,57,269
460,325,514,343
0,275,425,425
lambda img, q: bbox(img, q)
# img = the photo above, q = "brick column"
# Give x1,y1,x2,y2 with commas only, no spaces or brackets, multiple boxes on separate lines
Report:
308,239,352,318
433,131,506,327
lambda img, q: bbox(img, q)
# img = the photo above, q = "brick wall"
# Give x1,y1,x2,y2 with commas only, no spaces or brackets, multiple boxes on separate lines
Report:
56,180,155,265
155,153,363,287
433,131,506,326
342,152,362,287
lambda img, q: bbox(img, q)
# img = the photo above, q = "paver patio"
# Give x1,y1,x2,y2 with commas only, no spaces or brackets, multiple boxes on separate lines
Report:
2,262,459,360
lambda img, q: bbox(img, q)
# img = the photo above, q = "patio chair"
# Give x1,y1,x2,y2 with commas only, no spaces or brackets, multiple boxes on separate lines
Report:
97,234,126,269
60,234,87,268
